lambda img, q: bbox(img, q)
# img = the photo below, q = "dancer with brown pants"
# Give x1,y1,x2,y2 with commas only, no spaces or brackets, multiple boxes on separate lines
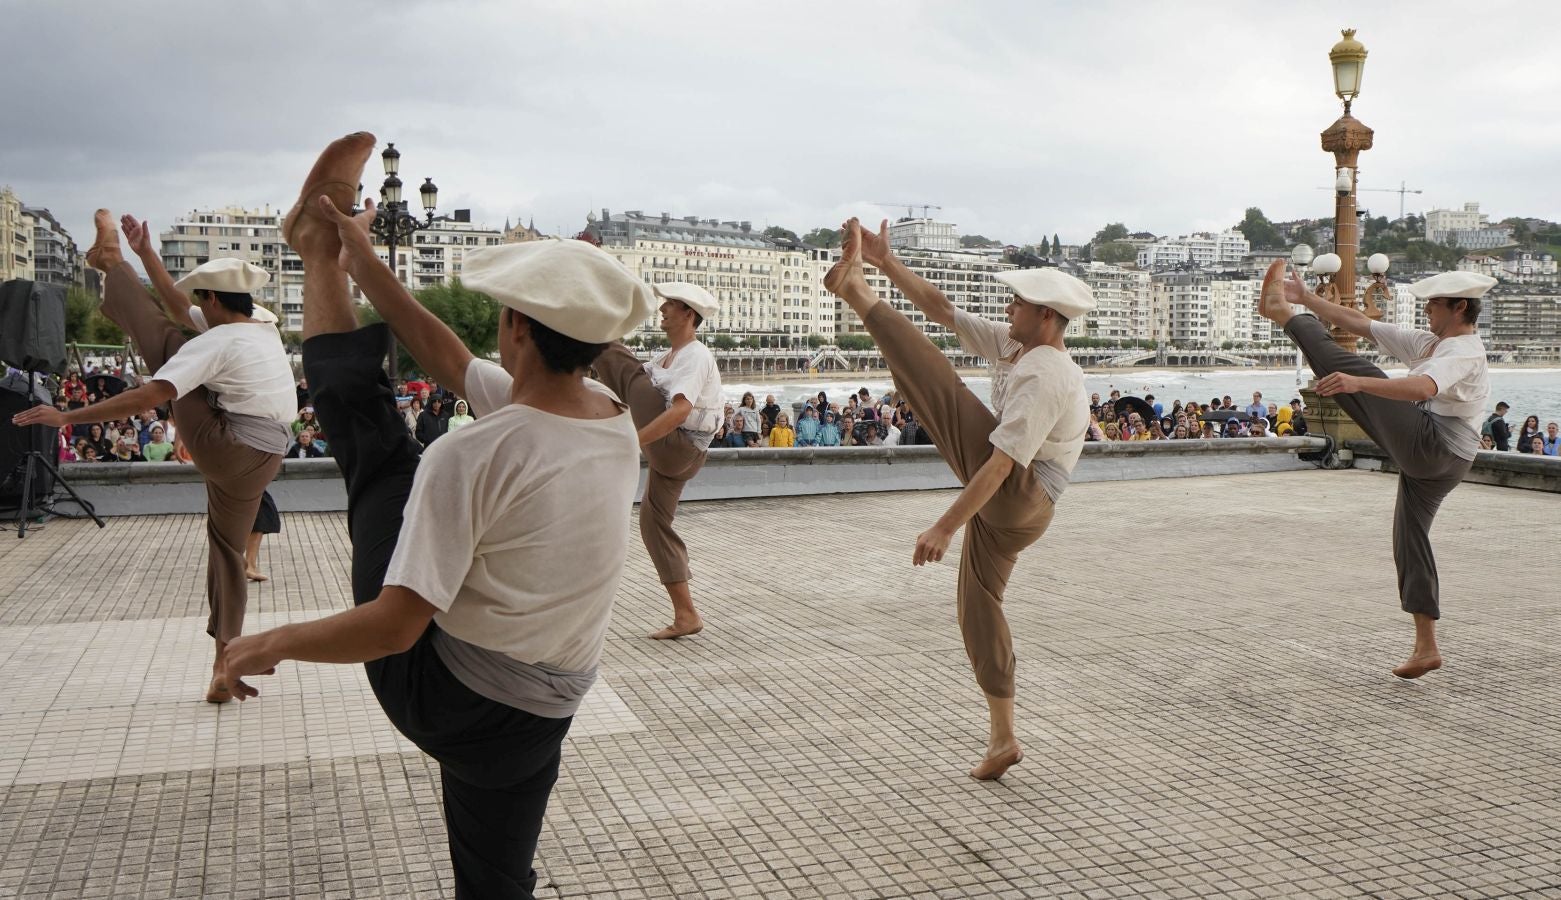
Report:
1258,263,1493,678
16,217,291,703
591,282,722,639
823,218,1092,779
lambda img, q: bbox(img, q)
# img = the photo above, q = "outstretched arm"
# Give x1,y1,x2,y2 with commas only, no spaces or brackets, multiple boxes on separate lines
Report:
122,216,197,331
1282,272,1374,338
13,381,177,429
638,396,694,446
318,197,476,391
858,218,957,329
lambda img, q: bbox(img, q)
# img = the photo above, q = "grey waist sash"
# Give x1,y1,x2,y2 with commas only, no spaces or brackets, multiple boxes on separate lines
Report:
1029,457,1070,502
1425,409,1479,462
432,628,597,719
205,393,291,455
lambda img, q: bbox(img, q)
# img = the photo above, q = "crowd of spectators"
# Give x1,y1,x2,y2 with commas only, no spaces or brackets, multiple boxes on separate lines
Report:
712,388,938,449
1481,403,1560,455
1084,390,1308,442
45,356,477,464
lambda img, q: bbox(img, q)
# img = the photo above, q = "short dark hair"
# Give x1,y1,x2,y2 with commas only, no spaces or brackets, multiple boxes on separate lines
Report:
1458,297,1481,324
692,311,704,328
508,308,608,374
200,289,255,317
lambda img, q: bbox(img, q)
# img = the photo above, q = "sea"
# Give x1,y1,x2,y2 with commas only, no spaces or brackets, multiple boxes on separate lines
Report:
722,367,1561,427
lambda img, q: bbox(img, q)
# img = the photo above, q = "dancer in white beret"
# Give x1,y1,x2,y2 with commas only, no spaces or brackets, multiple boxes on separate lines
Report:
590,281,723,639
823,218,1091,780
220,133,650,898
16,214,292,704
1259,262,1493,679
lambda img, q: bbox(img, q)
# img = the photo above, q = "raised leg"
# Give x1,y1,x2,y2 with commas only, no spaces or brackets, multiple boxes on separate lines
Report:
862,302,997,485
1285,315,1431,460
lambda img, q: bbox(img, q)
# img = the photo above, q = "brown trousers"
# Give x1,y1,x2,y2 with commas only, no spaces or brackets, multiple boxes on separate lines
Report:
592,343,706,585
103,263,282,642
863,303,1055,699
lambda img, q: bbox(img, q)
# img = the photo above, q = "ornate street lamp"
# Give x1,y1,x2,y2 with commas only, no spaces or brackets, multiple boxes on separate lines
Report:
366,142,438,379
1362,252,1392,319
1318,28,1379,352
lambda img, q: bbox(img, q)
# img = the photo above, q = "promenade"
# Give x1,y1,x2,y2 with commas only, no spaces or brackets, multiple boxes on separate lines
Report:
1,470,1558,899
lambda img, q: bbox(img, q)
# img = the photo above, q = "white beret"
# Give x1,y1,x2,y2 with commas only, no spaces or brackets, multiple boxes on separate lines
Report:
652,282,719,321
461,240,655,344
1408,271,1497,300
993,268,1096,320
173,258,270,296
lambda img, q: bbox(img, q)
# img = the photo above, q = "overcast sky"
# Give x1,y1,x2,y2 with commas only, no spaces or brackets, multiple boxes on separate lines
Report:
4,0,1557,259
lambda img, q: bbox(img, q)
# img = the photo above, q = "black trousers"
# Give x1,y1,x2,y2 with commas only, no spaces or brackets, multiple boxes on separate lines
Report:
303,323,572,899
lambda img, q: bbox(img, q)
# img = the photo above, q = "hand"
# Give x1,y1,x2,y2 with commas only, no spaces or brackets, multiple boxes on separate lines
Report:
120,215,153,257
858,218,893,269
221,633,281,700
316,194,378,272
913,524,953,566
822,218,867,296
1281,272,1311,306
12,406,67,428
1314,372,1362,396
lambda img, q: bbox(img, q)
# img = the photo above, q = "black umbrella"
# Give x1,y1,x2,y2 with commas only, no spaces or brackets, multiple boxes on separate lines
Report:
86,374,128,398
1199,409,1254,424
1113,396,1156,423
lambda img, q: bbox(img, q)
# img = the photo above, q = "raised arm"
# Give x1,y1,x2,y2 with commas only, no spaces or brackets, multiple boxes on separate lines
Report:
121,216,197,330
1282,272,1374,339
318,197,475,391
858,219,958,329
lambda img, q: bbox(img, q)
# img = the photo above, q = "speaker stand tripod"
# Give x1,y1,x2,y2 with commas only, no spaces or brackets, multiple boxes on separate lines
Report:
4,372,105,539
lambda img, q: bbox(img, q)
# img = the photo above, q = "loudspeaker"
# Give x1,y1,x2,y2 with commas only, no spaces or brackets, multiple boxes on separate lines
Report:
0,375,57,506
0,279,68,376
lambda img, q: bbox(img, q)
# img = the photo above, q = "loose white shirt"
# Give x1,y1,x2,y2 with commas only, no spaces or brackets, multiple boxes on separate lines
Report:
951,308,1089,499
153,306,295,425
646,340,722,448
382,359,638,673
1369,321,1489,456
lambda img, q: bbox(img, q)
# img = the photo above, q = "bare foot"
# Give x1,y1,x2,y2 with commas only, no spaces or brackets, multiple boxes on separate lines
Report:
205,674,233,704
282,131,376,259
969,744,1023,781
1257,259,1292,324
648,619,704,640
1392,652,1443,679
84,209,123,271
245,570,268,583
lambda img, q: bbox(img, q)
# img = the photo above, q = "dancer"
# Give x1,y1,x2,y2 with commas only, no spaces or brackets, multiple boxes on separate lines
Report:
591,282,722,639
15,215,292,703
222,132,650,898
823,218,1091,779
1258,262,1492,678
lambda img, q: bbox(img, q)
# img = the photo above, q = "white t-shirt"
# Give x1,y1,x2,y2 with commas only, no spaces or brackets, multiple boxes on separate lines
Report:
646,340,722,447
153,306,296,425
382,359,638,672
951,308,1089,496
1369,321,1490,451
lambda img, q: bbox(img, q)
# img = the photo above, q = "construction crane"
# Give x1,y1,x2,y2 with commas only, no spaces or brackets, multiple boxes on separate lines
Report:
1314,180,1423,220
870,202,943,220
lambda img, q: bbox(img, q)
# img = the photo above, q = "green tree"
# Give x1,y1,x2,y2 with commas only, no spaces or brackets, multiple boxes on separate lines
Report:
1236,207,1284,250
359,278,500,373
1053,233,1062,254
802,227,841,248
739,336,761,349
64,287,123,345
806,333,826,349
1037,236,1051,256
1094,241,1137,264
623,334,641,347
1092,223,1129,245
763,225,800,243
836,333,875,351
959,234,1003,248
710,334,737,350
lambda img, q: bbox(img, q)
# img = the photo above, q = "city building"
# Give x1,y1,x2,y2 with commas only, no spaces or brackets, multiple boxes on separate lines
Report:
1136,230,1250,270
1486,288,1561,349
23,206,78,289
887,217,959,252
1501,251,1558,285
1457,254,1504,279
160,206,302,329
1152,271,1212,346
1,186,35,282
502,217,546,244
1424,202,1514,250
830,248,1017,342
1209,274,1257,347
396,210,504,292
1074,262,1153,344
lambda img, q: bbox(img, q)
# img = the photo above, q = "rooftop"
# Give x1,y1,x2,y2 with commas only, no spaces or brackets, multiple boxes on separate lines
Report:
2,469,1557,898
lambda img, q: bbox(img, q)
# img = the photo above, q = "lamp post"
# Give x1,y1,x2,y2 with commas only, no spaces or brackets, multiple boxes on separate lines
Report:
1290,243,1314,387
1318,28,1379,352
367,143,438,379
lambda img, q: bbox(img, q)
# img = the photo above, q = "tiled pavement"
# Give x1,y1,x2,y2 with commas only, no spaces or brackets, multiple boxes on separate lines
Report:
1,470,1558,899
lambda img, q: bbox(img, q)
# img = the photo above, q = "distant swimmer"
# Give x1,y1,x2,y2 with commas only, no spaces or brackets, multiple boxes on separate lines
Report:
1258,262,1493,679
